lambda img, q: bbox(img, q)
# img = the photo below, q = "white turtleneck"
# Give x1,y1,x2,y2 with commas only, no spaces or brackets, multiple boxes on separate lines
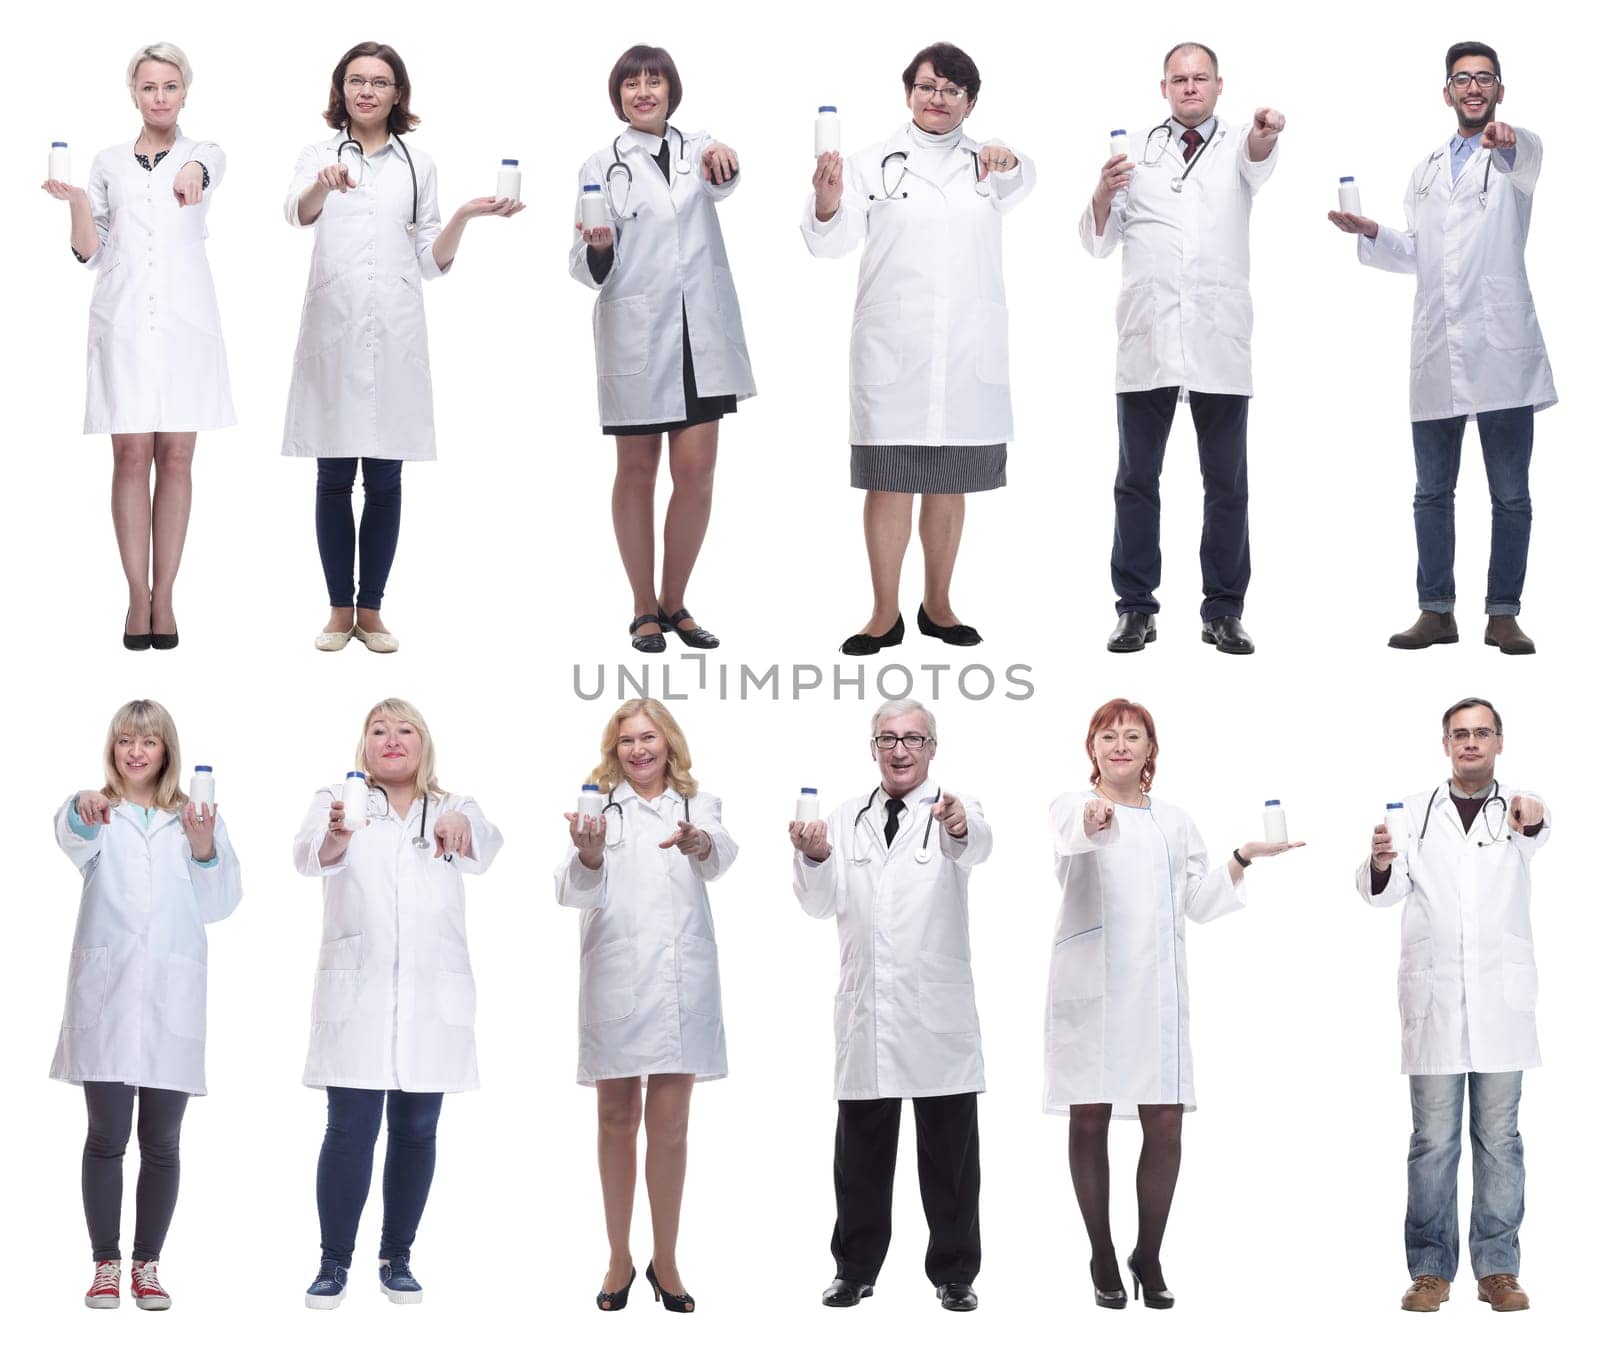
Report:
907,120,965,151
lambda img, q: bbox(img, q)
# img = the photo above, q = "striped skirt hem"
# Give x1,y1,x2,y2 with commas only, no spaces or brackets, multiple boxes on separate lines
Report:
850,443,1007,494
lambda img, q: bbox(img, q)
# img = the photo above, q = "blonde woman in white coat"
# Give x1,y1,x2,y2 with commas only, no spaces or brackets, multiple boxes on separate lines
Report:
293,698,502,1309
558,698,737,1312
42,43,233,650
284,42,521,655
1046,698,1299,1308
572,46,754,653
53,699,242,1311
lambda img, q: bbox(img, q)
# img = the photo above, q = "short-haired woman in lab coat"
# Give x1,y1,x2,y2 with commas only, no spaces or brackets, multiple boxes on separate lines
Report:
42,43,233,650
52,699,243,1310
283,42,522,655
571,45,755,653
1046,698,1300,1308
294,699,503,1308
557,698,738,1312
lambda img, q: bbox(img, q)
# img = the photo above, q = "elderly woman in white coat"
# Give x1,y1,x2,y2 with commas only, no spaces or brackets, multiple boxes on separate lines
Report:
1046,698,1298,1309
572,46,755,653
803,42,1033,655
52,699,242,1311
293,698,502,1309
284,42,521,655
557,698,736,1313
42,43,233,651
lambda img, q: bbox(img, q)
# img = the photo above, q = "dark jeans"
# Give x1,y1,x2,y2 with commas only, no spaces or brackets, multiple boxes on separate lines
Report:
315,458,404,609
316,1088,444,1268
82,1082,190,1262
1111,387,1251,621
1411,406,1534,616
830,1092,981,1287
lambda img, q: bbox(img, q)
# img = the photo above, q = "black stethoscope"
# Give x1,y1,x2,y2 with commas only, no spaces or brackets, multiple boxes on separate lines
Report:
337,128,418,228
870,149,991,201
848,786,941,865
1418,779,1509,846
1416,147,1492,208
604,126,690,221
1141,121,1220,192
366,784,451,858
602,785,692,848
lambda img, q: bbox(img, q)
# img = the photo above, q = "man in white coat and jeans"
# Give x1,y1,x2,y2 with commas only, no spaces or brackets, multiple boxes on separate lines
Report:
790,699,991,1312
1358,697,1548,1313
1330,42,1556,655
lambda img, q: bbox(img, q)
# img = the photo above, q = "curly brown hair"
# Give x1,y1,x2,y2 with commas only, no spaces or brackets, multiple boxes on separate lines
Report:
323,42,419,135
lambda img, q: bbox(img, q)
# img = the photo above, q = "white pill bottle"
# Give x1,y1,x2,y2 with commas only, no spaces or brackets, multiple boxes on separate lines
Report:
795,788,820,822
1338,176,1361,214
190,765,215,809
577,784,605,823
341,771,369,831
497,158,521,200
1262,799,1288,844
815,106,840,156
580,183,607,231
1384,802,1409,852
50,140,70,181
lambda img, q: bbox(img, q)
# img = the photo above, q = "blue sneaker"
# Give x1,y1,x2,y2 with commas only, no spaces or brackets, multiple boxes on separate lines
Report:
379,1256,424,1305
305,1260,348,1309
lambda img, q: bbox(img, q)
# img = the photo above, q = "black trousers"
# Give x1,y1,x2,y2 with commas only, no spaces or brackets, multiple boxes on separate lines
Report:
82,1082,190,1262
831,1092,981,1286
1111,387,1251,621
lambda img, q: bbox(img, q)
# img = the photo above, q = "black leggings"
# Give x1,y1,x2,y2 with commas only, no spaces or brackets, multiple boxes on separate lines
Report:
315,457,403,609
82,1082,190,1262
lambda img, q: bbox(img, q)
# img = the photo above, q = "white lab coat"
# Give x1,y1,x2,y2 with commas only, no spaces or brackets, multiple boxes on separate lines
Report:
1044,793,1244,1118
79,134,235,434
294,786,502,1092
555,784,738,1085
50,797,243,1095
1357,128,1557,422
1355,782,1549,1075
800,124,1034,445
794,782,992,1099
569,127,756,428
281,136,450,460
1080,118,1277,396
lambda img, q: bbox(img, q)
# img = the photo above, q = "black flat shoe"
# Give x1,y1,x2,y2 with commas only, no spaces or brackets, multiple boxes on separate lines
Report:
936,1282,978,1312
596,1266,635,1311
657,607,720,649
645,1261,694,1313
840,613,904,656
1091,1261,1127,1309
1200,615,1255,655
822,1277,874,1308
1107,612,1156,653
917,604,982,647
629,614,666,654
150,631,179,651
1127,1255,1174,1309
123,608,153,651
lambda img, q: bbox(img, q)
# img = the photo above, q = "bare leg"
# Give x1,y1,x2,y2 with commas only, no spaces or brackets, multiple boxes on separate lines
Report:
859,491,914,634
1131,1104,1184,1292
642,1073,695,1296
149,433,196,634
918,493,968,625
1068,1104,1121,1294
658,423,719,627
595,1078,642,1298
613,436,664,638
110,435,156,634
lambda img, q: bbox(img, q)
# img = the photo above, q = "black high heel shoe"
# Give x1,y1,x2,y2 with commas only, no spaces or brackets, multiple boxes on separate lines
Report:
645,1261,694,1313
1091,1261,1127,1309
629,615,667,654
1127,1255,1174,1309
657,607,720,649
595,1266,635,1311
123,609,153,651
840,613,904,657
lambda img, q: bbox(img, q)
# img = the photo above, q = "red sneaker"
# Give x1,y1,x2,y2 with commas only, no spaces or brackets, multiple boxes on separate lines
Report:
85,1260,121,1309
131,1260,172,1311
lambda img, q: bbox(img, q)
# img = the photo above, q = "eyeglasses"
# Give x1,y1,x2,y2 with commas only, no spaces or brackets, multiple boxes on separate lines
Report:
1448,71,1500,90
911,82,967,102
873,733,933,750
345,76,396,92
1448,728,1498,743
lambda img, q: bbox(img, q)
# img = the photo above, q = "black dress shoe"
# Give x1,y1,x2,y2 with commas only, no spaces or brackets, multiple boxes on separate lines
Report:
917,604,982,647
1127,1254,1175,1309
150,630,179,651
936,1282,978,1312
629,614,667,653
595,1266,636,1311
822,1277,874,1307
645,1260,694,1313
1091,1261,1128,1309
1107,612,1156,653
1200,616,1255,655
657,607,720,649
123,608,153,651
840,613,904,656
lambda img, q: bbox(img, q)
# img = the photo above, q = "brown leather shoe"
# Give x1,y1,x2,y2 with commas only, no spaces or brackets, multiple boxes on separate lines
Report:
1400,1275,1451,1312
1484,616,1536,655
1477,1273,1530,1311
1388,612,1458,649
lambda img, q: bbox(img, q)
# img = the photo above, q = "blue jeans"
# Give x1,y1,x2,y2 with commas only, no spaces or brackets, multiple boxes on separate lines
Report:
1411,406,1533,616
1406,1072,1524,1279
316,1088,443,1268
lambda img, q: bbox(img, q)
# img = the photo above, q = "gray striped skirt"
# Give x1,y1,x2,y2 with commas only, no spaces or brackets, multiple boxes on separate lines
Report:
850,443,1007,494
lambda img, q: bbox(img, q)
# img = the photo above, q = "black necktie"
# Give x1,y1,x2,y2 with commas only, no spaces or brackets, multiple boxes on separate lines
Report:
1181,128,1203,163
884,798,906,846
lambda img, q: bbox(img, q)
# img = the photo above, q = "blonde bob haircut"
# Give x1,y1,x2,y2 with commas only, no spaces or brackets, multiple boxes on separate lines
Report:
354,698,446,801
127,42,193,95
589,699,699,799
102,699,186,811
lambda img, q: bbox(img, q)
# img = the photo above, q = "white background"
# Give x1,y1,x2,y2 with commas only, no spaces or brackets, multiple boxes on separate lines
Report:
4,1,1594,1351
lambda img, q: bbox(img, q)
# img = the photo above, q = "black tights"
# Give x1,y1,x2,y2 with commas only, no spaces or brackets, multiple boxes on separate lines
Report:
1067,1104,1183,1293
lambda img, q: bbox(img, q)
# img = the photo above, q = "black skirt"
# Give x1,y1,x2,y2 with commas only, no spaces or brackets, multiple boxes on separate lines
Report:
603,308,738,437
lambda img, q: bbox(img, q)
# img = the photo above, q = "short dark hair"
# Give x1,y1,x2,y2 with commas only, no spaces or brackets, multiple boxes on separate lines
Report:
1163,42,1220,77
902,42,981,102
609,45,682,123
1445,41,1500,80
323,42,419,135
1442,697,1503,736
